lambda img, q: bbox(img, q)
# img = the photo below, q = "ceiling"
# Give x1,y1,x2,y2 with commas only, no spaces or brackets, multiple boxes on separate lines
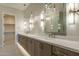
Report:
0,3,65,12
0,3,30,11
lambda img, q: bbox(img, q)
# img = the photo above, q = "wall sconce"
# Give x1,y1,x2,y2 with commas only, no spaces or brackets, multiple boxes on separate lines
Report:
24,21,27,31
69,3,79,24
40,11,45,31
40,11,44,19
24,21,27,29
40,20,44,31
68,13,75,25
69,3,79,25
29,12,34,31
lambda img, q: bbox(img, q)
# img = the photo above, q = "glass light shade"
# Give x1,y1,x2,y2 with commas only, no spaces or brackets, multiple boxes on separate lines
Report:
24,22,27,25
29,24,33,29
29,14,34,23
68,13,75,24
41,21,44,27
29,19,33,23
40,10,44,19
41,21,44,31
24,21,27,30
40,13,44,19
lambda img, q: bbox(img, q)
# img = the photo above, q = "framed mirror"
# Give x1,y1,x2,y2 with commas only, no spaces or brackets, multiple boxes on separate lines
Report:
44,3,66,36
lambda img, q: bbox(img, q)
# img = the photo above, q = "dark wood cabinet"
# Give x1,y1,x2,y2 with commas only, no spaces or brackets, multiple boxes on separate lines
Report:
51,45,79,56
18,35,34,55
18,34,51,56
18,34,25,46
17,34,79,56
34,40,40,56
38,41,51,56
34,40,51,56
27,38,34,56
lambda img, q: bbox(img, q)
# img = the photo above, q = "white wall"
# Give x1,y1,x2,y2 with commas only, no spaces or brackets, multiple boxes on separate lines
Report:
0,5,24,47
66,3,79,41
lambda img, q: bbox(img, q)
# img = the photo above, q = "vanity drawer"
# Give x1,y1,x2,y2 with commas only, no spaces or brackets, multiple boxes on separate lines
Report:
52,45,79,56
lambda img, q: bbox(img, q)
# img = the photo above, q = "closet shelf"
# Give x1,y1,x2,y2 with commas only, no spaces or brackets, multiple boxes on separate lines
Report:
4,31,15,33
4,23,15,25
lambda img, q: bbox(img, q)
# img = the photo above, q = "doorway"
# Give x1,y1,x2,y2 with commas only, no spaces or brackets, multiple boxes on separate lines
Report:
0,14,23,56
3,14,15,46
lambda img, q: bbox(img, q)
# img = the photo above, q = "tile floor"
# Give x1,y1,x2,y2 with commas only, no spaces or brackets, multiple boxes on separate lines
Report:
0,39,23,56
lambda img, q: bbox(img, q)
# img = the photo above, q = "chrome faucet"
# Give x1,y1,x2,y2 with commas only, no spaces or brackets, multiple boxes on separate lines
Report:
48,32,55,38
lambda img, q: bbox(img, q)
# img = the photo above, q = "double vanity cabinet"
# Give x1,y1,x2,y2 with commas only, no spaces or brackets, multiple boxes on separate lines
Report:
17,34,79,56
18,34,51,56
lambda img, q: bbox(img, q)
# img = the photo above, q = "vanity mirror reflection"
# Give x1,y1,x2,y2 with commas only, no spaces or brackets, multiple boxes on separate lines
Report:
44,3,66,36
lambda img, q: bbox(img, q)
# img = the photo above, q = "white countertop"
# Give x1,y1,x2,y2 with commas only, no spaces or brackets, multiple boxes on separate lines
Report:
18,32,79,53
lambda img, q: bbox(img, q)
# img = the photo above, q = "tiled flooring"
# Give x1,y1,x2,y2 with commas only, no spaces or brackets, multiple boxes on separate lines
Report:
0,39,23,56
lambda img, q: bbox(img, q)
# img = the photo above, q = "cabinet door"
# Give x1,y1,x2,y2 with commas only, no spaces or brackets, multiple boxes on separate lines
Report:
51,45,79,56
52,45,66,56
39,41,51,56
24,37,29,52
22,36,29,51
34,40,40,56
18,34,23,45
18,35,28,51
28,38,34,56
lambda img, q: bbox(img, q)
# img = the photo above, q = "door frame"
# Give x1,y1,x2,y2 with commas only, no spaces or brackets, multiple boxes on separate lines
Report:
2,13,17,47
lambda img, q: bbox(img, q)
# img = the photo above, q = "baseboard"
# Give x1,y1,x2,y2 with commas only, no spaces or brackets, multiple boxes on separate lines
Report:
16,42,30,56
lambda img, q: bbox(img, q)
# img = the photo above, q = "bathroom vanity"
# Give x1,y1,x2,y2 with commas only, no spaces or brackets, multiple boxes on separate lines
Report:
17,33,79,56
